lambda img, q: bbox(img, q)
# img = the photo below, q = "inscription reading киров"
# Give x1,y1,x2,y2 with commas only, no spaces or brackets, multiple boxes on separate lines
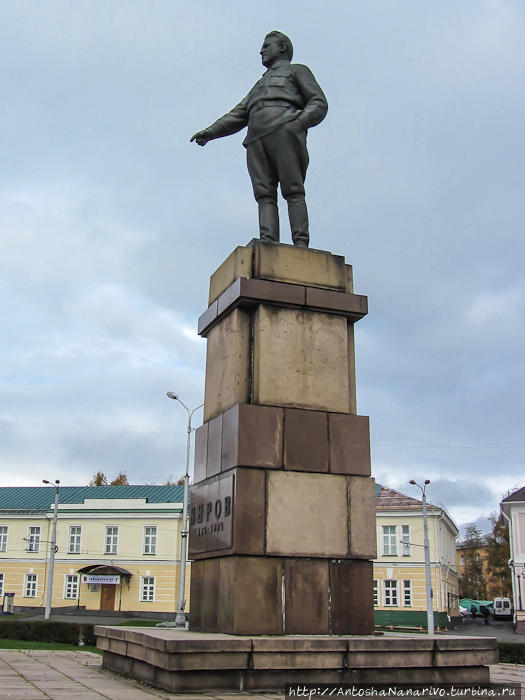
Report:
188,475,234,554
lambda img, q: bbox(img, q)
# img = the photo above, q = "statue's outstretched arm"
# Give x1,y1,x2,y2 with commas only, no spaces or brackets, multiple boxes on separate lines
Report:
191,96,249,146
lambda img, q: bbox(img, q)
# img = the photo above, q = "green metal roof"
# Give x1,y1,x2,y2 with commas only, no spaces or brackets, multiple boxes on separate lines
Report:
0,485,184,512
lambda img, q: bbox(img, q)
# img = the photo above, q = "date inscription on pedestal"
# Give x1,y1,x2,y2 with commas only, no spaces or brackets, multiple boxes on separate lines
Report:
189,475,233,554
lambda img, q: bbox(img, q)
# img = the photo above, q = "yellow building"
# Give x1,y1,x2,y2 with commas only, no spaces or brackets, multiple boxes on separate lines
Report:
0,485,189,616
374,485,459,628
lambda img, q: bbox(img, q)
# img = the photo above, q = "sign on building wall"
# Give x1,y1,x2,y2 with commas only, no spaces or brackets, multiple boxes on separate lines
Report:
81,575,120,585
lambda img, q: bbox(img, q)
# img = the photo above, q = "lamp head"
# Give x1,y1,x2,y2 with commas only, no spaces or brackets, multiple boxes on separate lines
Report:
167,391,178,400
409,480,416,485
425,479,430,485
43,480,50,485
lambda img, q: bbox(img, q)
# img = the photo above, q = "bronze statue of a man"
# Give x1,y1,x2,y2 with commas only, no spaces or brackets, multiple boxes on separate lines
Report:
191,31,328,248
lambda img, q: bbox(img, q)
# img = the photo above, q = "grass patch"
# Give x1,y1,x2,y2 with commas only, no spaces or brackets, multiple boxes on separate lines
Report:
113,619,166,627
498,642,525,665
0,639,101,654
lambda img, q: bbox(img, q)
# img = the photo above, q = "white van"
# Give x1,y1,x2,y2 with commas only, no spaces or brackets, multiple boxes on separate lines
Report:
493,597,512,619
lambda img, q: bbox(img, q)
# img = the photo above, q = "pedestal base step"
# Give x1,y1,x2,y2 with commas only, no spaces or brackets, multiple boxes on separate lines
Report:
95,626,497,693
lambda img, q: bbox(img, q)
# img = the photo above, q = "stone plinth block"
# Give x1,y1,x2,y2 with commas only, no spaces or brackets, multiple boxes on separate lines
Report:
199,276,367,337
208,240,355,305
194,403,371,479
189,469,265,559
189,467,376,561
349,476,378,558
266,471,348,557
203,308,250,423
189,556,374,635
253,306,350,412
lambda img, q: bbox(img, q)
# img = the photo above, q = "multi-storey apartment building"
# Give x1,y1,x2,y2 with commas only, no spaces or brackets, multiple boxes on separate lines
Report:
0,485,187,615
374,485,459,628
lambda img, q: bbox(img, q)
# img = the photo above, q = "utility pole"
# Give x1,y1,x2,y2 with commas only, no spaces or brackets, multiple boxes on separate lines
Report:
166,392,203,627
43,479,60,620
409,479,434,635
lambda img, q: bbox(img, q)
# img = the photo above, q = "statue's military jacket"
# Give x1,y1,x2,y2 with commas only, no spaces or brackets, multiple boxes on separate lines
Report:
204,59,328,147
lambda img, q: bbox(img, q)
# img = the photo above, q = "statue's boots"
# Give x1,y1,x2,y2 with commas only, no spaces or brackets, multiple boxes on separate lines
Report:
288,196,309,248
258,199,279,243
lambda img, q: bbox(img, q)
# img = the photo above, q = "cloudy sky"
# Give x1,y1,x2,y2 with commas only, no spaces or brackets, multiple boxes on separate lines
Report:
1,0,524,533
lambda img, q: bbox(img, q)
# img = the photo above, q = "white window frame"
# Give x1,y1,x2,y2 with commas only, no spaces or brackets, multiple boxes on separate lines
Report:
373,579,378,607
63,574,79,599
403,579,412,607
68,526,82,554
382,525,397,556
0,526,8,552
24,573,38,598
0,573,4,597
143,526,157,555
105,526,118,555
384,579,398,606
140,576,155,602
27,526,40,552
401,525,411,556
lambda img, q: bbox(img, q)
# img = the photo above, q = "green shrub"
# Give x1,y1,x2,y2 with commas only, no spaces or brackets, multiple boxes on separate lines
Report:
0,620,94,647
498,642,525,664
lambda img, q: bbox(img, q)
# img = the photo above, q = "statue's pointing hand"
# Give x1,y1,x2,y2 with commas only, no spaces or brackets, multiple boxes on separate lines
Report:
190,129,211,146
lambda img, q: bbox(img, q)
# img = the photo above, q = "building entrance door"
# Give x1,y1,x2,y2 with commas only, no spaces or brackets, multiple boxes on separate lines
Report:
100,584,116,610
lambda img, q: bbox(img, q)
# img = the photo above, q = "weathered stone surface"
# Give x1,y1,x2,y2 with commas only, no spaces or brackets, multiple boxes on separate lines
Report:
206,413,222,477
266,471,348,556
284,559,329,634
193,422,208,482
218,556,283,635
253,305,350,412
221,403,283,470
348,476,377,558
284,408,328,472
253,242,347,291
330,560,374,634
208,245,253,305
203,308,250,423
329,413,371,475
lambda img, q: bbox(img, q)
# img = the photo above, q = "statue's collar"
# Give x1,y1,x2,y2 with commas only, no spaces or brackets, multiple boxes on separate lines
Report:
267,59,291,72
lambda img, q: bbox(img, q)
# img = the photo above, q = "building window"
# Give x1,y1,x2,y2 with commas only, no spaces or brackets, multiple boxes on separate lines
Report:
383,525,397,555
27,527,40,552
24,573,37,598
68,526,82,554
140,576,155,602
373,579,378,607
143,526,157,555
105,526,118,554
0,526,8,552
403,580,412,606
64,574,79,599
401,525,410,556
384,579,398,606
460,554,465,566
0,573,3,597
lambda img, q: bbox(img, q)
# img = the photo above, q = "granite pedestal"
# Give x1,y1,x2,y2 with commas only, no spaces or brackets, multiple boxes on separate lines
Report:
189,241,376,635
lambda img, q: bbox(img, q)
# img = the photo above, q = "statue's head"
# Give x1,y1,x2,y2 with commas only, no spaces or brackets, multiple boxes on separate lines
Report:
261,31,293,67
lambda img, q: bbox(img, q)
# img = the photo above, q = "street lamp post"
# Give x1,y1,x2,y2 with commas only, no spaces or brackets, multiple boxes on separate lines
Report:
42,479,60,620
409,478,434,635
167,391,203,627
